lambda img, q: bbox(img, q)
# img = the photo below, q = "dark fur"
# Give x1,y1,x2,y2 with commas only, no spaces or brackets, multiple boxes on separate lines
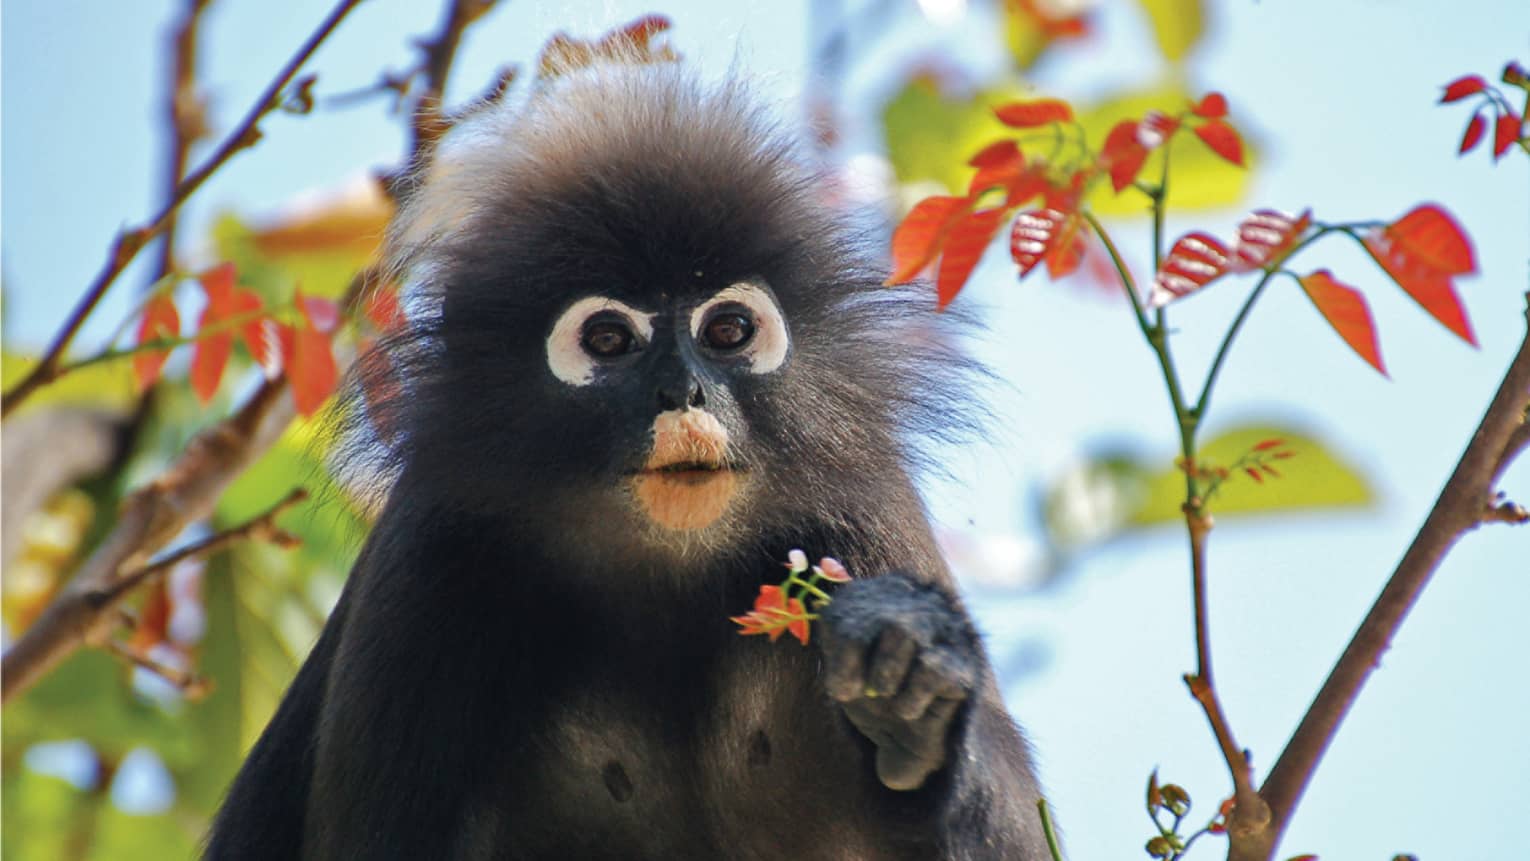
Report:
205,63,1050,859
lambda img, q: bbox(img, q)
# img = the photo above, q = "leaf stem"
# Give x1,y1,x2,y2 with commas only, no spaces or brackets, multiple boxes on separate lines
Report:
1036,799,1065,861
1081,210,1150,335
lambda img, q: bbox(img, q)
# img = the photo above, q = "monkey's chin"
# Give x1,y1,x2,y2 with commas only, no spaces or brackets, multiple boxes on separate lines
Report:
631,469,740,531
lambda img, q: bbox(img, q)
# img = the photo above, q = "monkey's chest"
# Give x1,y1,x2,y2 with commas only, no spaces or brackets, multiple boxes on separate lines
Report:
490,665,910,859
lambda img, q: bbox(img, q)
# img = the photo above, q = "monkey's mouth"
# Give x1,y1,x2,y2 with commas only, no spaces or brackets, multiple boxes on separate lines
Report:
639,460,735,483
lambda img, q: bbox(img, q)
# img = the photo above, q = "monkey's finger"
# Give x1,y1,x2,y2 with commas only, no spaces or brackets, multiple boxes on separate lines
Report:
890,661,964,722
866,627,917,698
822,632,869,702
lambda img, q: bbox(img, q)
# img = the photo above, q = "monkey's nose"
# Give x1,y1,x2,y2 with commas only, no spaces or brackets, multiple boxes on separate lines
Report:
657,376,705,411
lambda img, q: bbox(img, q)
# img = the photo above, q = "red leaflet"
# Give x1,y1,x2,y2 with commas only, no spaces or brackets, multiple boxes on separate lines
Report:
785,598,810,646
1382,204,1476,275
1439,74,1488,103
1102,120,1150,192
1297,270,1386,375
1149,232,1230,307
994,98,1074,128
886,196,970,285
1191,92,1228,119
1459,113,1487,154
299,294,342,334
1193,119,1245,166
1229,209,1312,272
1363,206,1477,345
190,264,271,402
967,141,1030,199
936,209,1006,309
1101,114,1178,193
133,294,181,392
1494,111,1523,159
1009,207,1087,281
130,580,172,650
280,290,341,417
1252,438,1285,451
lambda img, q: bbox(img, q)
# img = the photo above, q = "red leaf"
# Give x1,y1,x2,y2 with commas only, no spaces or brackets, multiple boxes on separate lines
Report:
1102,120,1150,192
960,142,1034,201
886,196,971,285
1009,208,1072,279
1493,111,1523,159
786,598,810,645
1193,119,1245,166
1382,204,1477,275
994,98,1073,128
969,139,1020,168
232,288,270,366
1363,235,1477,345
1439,74,1487,103
1191,92,1228,119
200,262,237,304
1229,209,1312,272
936,210,1005,308
300,294,342,335
190,328,232,403
1458,113,1487,154
1244,467,1264,483
133,295,181,391
817,557,850,583
1252,438,1285,451
1297,270,1387,375
281,291,340,417
1149,232,1230,307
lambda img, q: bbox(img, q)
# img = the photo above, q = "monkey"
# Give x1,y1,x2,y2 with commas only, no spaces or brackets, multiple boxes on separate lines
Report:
204,56,1054,860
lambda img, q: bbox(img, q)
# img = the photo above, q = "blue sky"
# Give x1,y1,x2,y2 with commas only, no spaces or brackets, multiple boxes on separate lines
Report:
4,1,1528,858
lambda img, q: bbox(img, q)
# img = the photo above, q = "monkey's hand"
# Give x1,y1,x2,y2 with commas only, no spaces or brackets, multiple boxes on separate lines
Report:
819,573,979,792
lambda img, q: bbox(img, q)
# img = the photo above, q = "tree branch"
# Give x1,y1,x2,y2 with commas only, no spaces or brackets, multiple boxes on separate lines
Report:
1,379,297,702
1243,291,1530,859
0,0,364,420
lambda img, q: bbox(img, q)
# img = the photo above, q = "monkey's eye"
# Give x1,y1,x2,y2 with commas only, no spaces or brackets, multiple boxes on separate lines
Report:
701,310,755,351
581,319,638,358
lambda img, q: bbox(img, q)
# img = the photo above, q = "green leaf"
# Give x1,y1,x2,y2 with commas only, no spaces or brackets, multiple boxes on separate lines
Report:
1136,0,1204,63
1041,423,1374,549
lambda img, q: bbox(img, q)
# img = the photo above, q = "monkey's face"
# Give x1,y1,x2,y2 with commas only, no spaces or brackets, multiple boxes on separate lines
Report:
542,281,791,538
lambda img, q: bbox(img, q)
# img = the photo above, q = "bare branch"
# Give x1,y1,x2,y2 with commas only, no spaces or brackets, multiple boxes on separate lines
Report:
1181,510,1271,842
0,0,365,420
1248,292,1530,858
408,0,500,162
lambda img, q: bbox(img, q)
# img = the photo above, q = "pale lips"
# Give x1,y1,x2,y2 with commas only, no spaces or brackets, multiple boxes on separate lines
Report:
632,409,739,530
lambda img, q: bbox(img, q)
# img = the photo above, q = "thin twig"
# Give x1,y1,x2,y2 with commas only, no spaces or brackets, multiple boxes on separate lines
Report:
99,488,306,606
105,639,212,699
0,0,365,420
408,0,500,165
1246,291,1530,860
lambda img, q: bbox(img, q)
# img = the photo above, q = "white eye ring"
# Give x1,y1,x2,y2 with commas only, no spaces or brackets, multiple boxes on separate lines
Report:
689,283,789,374
547,297,654,386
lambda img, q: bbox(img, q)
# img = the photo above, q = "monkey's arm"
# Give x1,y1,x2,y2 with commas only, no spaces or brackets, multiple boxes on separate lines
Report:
202,591,348,860
819,573,1051,855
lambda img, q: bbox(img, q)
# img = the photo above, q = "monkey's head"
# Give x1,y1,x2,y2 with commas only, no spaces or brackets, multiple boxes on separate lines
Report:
356,62,976,569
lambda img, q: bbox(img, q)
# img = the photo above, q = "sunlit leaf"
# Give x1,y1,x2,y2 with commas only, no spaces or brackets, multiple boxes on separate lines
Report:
1010,208,1082,280
994,98,1074,128
1149,231,1229,307
133,295,180,392
886,195,971,285
937,209,1006,308
1193,118,1245,166
278,291,340,417
1363,205,1478,345
1229,208,1312,272
1439,74,1488,103
1102,120,1151,192
1136,0,1204,63
1297,270,1387,375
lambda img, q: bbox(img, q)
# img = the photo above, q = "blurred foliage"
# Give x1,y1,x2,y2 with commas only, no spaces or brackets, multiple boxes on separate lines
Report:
3,196,374,857
1040,423,1375,553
